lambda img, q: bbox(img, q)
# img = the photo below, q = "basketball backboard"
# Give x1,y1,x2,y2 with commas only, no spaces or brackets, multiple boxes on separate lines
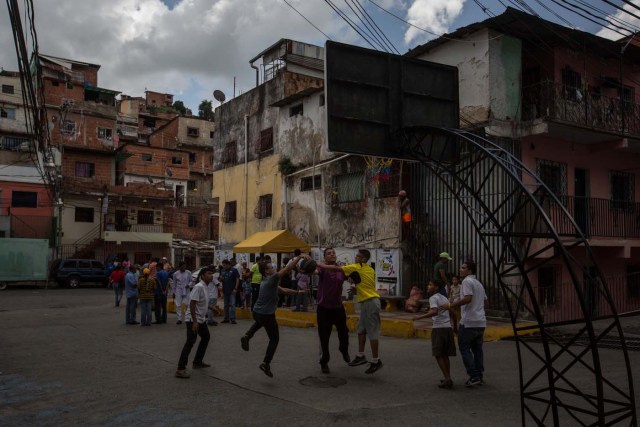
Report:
324,41,459,162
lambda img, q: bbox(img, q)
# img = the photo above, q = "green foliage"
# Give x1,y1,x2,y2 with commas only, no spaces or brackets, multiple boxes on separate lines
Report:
198,99,214,120
278,157,296,175
173,100,187,115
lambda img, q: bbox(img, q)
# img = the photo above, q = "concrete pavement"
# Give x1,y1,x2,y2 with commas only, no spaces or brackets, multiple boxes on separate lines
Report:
1,287,638,426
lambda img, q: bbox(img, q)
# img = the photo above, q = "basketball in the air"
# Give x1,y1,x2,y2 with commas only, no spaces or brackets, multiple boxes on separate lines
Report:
298,258,317,274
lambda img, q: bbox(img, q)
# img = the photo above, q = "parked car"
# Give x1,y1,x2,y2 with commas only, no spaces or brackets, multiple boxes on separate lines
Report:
50,259,109,288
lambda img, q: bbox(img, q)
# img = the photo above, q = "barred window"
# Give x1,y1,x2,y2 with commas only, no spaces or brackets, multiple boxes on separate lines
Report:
187,127,199,137
188,213,198,228
256,194,273,219
74,207,94,222
61,120,76,134
333,171,365,203
97,127,113,140
1,136,30,150
137,210,154,225
610,171,634,210
536,159,567,197
300,175,321,191
223,201,237,223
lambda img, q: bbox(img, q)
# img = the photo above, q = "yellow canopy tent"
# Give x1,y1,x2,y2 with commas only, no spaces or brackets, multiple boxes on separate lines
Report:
233,230,311,254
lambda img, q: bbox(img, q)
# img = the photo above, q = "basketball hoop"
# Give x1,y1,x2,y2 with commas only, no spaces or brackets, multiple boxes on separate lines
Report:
365,156,394,185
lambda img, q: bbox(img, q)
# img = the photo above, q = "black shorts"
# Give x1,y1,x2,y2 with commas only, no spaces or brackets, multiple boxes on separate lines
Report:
431,328,456,358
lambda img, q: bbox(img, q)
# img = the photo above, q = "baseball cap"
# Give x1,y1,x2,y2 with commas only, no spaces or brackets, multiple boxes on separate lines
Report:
143,268,151,275
439,252,453,261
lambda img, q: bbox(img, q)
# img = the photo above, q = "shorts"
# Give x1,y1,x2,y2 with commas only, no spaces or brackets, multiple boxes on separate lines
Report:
357,298,381,340
431,328,456,358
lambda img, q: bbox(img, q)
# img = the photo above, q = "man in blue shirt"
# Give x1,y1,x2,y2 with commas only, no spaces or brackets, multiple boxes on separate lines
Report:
125,265,139,325
154,262,170,324
219,259,240,324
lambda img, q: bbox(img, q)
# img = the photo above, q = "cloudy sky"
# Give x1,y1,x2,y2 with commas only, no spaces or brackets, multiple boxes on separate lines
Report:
1,0,637,112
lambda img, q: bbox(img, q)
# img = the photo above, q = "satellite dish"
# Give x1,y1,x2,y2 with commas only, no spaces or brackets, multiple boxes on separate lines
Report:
213,90,226,103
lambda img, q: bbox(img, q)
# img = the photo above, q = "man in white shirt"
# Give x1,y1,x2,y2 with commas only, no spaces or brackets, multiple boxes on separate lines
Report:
172,262,192,324
448,259,487,387
175,267,214,379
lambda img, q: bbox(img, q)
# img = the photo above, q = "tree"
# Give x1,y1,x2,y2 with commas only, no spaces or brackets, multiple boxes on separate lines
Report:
198,99,214,120
173,100,187,115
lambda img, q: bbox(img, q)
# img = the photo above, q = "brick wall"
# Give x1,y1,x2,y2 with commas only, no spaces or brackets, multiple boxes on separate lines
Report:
62,151,114,187
149,118,179,148
164,207,210,240
48,110,117,152
43,79,86,105
146,91,173,107
122,144,190,180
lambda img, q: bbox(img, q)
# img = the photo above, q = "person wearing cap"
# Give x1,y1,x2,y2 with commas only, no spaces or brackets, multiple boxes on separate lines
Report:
434,252,452,297
175,267,215,379
138,268,157,326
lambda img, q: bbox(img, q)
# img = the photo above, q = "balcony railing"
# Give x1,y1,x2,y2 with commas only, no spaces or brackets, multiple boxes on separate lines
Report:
106,223,164,233
520,195,640,239
522,81,640,135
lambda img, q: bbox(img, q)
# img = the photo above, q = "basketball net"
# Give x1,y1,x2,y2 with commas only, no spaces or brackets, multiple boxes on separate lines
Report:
365,156,394,185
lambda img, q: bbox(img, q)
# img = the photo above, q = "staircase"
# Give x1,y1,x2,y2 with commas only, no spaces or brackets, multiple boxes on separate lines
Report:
66,224,102,259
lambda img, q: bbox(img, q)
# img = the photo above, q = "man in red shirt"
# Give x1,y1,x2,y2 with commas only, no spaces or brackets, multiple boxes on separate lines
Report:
110,265,126,307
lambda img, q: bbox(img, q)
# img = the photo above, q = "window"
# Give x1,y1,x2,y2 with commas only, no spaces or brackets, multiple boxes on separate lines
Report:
66,81,73,89
1,136,29,150
222,141,237,164
2,84,15,94
188,212,198,228
1,107,16,119
172,156,183,165
562,67,581,101
209,131,214,138
187,180,197,191
289,104,303,117
143,118,156,128
610,171,634,210
536,159,567,198
258,127,274,153
141,153,153,162
75,207,94,222
75,162,95,178
300,175,322,191
78,260,91,269
537,266,558,307
61,120,76,134
619,85,635,113
52,80,59,87
97,127,113,140
223,201,237,223
137,210,154,225
256,194,273,219
628,265,640,299
187,127,199,137
11,191,37,208
333,172,365,203
188,152,196,164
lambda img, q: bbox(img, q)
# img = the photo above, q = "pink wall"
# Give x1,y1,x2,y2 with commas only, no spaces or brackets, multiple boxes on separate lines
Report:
0,181,53,217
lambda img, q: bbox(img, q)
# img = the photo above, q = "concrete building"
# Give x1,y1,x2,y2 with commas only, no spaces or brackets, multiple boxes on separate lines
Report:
405,7,640,316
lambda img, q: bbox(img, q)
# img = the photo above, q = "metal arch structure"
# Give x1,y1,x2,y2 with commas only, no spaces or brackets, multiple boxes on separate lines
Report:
396,126,637,426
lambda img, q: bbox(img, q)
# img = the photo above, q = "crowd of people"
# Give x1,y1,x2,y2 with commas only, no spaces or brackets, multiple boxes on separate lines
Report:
106,248,487,389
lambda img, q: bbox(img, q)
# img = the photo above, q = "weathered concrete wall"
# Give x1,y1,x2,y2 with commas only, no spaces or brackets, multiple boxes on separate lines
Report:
489,33,522,121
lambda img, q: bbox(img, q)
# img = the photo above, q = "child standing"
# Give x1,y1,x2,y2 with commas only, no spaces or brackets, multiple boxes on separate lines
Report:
293,271,310,312
242,266,252,309
448,275,461,325
413,280,458,388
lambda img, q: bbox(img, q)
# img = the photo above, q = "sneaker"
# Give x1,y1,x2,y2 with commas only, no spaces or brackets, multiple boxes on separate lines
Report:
176,320,182,325
193,362,211,369
348,355,368,367
364,360,383,374
231,320,237,324
241,335,250,351
175,369,190,379
341,352,351,364
259,362,273,378
465,378,481,387
321,364,330,374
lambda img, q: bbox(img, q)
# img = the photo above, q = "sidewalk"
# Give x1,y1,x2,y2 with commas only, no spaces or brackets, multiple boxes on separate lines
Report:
180,300,537,341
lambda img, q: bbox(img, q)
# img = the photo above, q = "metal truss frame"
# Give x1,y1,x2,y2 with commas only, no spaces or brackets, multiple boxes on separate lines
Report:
396,126,637,426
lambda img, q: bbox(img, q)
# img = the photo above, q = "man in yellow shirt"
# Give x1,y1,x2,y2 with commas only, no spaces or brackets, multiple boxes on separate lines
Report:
318,249,382,374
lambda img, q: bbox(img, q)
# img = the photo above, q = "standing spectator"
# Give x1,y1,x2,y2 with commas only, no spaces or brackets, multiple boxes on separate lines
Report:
172,262,192,324
110,265,125,307
448,260,487,387
148,257,159,280
121,257,131,271
138,268,157,327
240,256,303,378
448,275,461,325
318,249,383,374
316,247,350,374
206,267,220,326
434,252,452,297
413,279,458,388
154,262,170,324
249,256,262,310
292,270,310,312
241,266,252,309
175,267,214,379
220,260,240,324
125,265,139,325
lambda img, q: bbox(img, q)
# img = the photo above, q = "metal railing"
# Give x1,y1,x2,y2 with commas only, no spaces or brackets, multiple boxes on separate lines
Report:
522,81,640,135
520,195,640,238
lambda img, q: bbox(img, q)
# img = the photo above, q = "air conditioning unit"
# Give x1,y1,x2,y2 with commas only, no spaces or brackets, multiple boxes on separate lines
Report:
18,141,31,152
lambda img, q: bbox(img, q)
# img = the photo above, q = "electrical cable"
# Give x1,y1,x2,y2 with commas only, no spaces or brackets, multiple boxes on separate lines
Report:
322,0,380,50
350,0,400,54
281,0,332,40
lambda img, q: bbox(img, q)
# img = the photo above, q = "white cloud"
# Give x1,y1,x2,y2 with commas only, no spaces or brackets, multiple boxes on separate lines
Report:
0,0,347,112
403,0,465,45
595,1,640,41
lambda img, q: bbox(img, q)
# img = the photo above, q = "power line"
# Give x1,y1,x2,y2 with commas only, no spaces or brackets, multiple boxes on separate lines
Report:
281,0,332,40
322,0,382,51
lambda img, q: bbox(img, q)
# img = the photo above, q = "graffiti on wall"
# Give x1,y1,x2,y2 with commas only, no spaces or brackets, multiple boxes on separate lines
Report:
295,227,376,248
